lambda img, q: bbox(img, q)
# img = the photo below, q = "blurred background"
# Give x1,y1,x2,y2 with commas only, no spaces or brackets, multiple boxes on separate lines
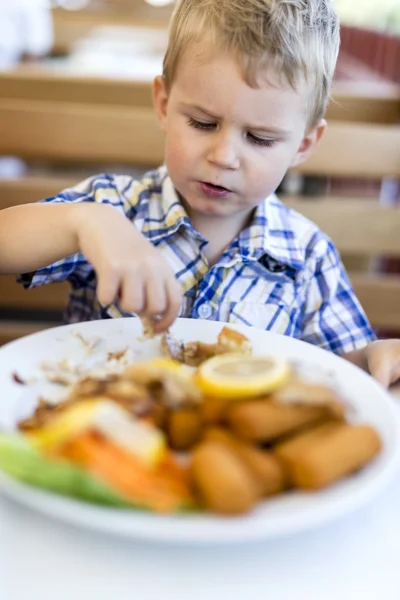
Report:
0,0,399,345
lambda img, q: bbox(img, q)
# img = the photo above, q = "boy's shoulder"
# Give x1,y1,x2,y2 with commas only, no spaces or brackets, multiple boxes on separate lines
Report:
108,166,167,201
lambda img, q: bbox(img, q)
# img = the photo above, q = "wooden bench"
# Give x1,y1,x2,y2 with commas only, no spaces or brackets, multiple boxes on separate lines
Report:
2,67,399,121
51,4,171,56
0,84,399,343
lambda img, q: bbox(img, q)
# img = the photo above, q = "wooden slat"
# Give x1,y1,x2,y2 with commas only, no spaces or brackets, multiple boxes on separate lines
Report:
0,100,164,166
285,198,400,255
350,273,400,330
0,177,77,209
294,122,400,178
0,71,153,108
328,88,400,124
1,71,397,122
52,5,171,30
0,101,399,177
0,277,69,311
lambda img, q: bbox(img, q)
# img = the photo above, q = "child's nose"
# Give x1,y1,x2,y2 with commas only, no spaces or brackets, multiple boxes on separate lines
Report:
207,131,240,170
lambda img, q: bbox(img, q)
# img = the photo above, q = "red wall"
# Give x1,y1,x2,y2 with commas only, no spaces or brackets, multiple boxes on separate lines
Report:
340,25,400,83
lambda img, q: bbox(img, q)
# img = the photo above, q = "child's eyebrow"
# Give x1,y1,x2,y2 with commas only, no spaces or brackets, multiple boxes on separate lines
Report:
180,102,289,136
180,102,218,119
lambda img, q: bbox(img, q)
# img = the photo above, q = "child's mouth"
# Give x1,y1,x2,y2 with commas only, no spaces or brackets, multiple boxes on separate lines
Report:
199,181,232,198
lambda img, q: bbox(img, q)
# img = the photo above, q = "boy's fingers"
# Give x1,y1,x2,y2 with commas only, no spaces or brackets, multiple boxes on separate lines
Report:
96,272,120,307
384,362,400,388
145,277,167,316
367,340,400,388
368,357,391,388
368,354,400,388
153,279,182,333
119,275,144,314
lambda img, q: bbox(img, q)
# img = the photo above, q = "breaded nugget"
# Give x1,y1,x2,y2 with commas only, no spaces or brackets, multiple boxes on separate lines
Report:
201,395,231,425
227,399,333,442
190,440,258,514
167,408,203,451
205,427,286,497
274,423,381,490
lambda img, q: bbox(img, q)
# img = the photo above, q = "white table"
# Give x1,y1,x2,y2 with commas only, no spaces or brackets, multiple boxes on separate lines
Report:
1,404,400,600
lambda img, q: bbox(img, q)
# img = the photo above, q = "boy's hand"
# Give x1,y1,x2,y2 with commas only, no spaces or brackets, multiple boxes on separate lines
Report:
344,339,400,388
364,340,400,388
76,204,182,332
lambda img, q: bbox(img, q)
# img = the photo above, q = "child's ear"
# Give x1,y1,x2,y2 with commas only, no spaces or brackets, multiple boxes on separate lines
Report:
153,75,169,132
290,119,327,168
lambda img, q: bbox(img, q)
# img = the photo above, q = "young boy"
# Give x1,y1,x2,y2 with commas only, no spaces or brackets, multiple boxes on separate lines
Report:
0,0,399,388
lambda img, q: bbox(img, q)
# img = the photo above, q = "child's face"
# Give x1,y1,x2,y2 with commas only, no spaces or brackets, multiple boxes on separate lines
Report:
154,44,325,222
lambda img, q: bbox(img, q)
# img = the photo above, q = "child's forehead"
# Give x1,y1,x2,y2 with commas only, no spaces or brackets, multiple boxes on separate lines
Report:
175,42,309,98
172,43,310,124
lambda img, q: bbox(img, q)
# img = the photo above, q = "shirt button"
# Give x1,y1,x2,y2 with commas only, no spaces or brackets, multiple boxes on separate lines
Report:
197,303,213,319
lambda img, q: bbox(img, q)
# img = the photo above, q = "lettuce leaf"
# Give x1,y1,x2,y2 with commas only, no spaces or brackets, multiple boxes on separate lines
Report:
0,434,131,508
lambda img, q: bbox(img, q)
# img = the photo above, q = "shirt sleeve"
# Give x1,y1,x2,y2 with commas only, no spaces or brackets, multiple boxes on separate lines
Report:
300,235,376,355
18,173,139,290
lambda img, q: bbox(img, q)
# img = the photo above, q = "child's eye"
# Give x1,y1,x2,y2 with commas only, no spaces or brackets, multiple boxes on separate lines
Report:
248,133,276,148
187,117,216,131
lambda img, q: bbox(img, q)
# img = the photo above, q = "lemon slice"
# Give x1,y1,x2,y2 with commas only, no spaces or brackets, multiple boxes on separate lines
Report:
197,353,290,400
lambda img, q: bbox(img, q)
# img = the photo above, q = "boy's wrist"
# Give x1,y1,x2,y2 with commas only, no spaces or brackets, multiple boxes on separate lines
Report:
68,202,116,249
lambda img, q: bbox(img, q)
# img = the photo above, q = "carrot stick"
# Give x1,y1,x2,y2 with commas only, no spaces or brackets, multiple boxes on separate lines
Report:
59,431,193,513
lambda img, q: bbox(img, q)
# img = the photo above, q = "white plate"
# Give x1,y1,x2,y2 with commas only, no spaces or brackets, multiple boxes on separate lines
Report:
0,318,398,544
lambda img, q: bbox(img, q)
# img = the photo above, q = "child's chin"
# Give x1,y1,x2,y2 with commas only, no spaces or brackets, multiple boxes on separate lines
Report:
192,199,231,216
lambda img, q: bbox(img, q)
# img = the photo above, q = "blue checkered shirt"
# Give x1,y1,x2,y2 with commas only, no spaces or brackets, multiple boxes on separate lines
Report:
19,166,376,354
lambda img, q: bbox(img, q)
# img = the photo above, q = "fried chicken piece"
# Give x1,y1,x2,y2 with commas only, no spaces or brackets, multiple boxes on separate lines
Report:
226,398,335,443
162,326,252,366
190,440,259,514
124,363,202,410
167,408,203,451
204,427,286,497
18,398,61,432
142,317,157,338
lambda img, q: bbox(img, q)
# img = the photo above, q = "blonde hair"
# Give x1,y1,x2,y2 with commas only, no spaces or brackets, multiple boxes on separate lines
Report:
163,0,340,127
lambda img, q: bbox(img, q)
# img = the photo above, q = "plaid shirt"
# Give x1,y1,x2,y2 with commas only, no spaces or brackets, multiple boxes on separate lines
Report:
20,166,376,354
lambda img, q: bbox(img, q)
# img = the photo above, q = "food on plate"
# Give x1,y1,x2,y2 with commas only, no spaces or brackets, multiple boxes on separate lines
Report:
162,325,251,366
166,408,203,451
274,422,382,490
27,398,192,512
226,398,338,442
190,440,258,514
201,394,232,425
28,400,166,468
0,326,382,516
273,380,346,419
141,317,157,338
0,434,131,507
196,353,291,399
204,428,286,497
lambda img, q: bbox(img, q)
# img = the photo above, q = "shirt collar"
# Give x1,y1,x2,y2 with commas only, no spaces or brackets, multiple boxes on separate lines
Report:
142,169,305,270
238,195,306,270
142,168,205,244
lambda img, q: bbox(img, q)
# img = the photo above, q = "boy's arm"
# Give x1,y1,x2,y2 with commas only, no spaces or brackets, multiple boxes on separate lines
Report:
0,178,182,331
0,203,82,274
